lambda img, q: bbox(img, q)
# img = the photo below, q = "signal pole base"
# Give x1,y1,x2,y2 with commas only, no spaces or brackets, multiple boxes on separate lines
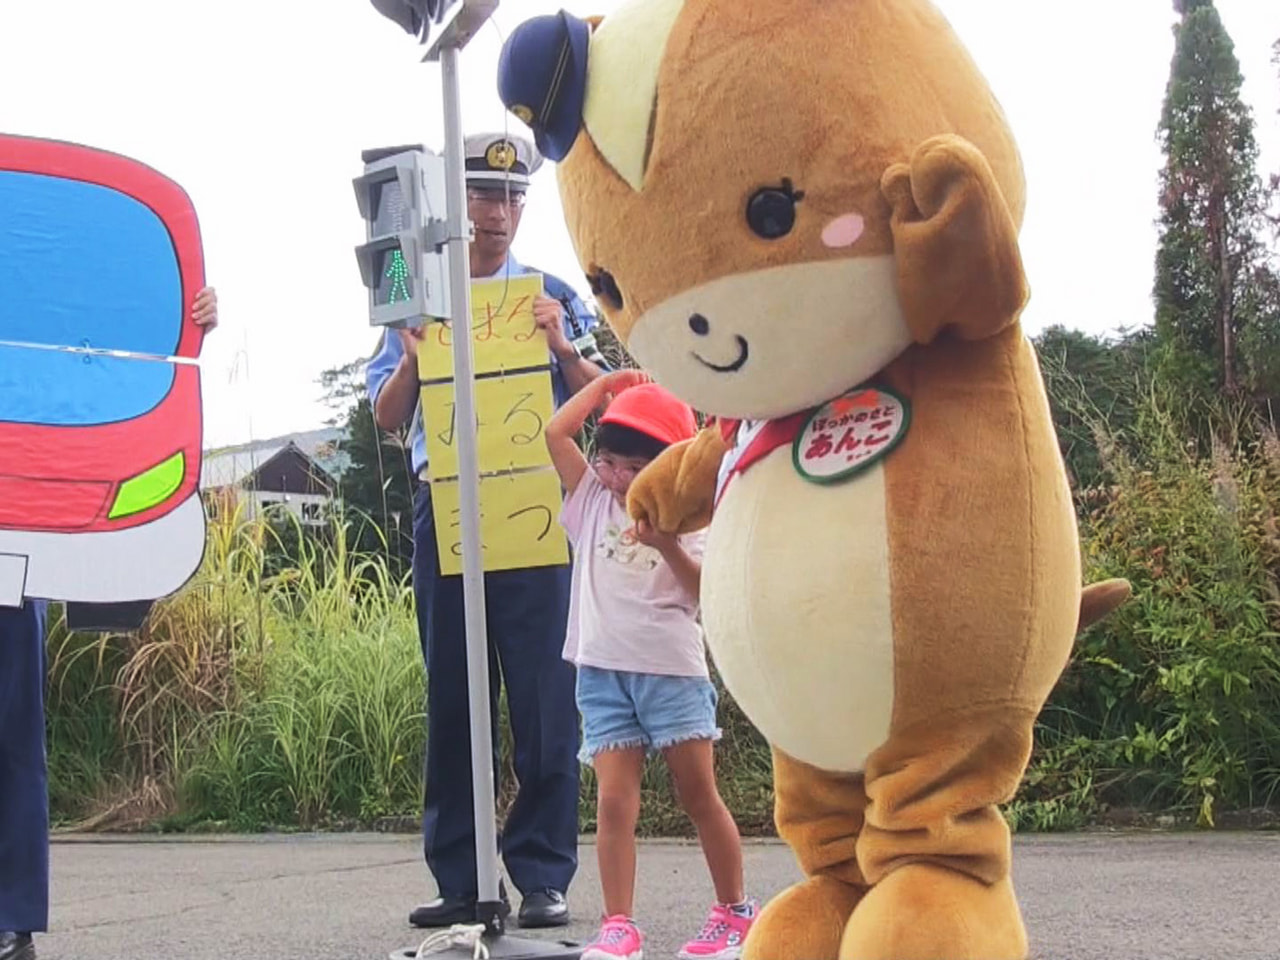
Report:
391,931,582,960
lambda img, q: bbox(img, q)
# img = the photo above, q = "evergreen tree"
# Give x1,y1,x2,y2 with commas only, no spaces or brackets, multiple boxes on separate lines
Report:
316,352,416,575
1154,0,1278,404
338,395,416,574
317,357,368,425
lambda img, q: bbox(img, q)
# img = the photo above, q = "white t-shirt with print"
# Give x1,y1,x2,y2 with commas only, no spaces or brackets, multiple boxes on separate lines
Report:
559,467,708,679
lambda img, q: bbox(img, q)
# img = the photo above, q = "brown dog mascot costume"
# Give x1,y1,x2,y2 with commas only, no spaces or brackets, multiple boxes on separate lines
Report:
499,3,1129,958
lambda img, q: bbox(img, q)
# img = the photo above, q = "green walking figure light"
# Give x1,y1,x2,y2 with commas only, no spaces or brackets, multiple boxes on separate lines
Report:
385,247,411,303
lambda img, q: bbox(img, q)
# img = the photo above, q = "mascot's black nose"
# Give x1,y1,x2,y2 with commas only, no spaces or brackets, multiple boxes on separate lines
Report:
689,314,711,336
497,12,591,162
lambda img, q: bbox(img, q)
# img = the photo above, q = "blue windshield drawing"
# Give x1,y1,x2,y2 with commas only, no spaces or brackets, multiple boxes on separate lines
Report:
0,171,183,427
0,172,185,427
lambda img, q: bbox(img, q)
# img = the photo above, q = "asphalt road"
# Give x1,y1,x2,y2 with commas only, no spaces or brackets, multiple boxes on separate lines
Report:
38,831,1280,960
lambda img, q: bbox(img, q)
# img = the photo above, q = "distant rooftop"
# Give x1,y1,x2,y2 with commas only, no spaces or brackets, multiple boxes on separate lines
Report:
202,426,350,489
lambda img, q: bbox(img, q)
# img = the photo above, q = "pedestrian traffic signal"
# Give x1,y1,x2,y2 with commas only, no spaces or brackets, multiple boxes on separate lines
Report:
367,0,455,41
353,144,452,327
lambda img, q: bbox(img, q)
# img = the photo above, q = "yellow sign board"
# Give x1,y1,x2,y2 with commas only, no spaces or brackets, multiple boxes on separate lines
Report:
418,273,568,574
430,468,570,576
420,370,555,480
418,274,547,381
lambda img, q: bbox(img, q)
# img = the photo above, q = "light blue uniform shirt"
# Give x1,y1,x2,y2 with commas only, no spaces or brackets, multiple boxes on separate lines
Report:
365,254,605,476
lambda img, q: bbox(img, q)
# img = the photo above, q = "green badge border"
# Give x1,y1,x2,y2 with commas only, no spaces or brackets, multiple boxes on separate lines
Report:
792,386,912,486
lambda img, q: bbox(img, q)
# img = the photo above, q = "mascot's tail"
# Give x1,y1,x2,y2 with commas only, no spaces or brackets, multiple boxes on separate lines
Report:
1077,579,1132,634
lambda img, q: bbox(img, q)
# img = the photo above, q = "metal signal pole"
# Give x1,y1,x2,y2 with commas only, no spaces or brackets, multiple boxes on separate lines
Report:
378,2,581,957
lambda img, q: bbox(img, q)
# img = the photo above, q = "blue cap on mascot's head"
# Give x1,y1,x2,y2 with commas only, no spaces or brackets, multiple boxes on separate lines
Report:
497,10,590,162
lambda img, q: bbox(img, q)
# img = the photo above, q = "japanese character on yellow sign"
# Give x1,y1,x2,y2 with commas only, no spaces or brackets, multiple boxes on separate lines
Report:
418,274,548,382
429,469,569,576
420,370,556,480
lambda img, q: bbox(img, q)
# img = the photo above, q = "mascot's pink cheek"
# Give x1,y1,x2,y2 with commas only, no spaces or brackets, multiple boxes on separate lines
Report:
821,213,866,248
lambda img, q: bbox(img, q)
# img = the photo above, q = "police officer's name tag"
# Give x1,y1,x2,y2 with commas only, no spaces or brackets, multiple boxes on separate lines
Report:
791,387,911,484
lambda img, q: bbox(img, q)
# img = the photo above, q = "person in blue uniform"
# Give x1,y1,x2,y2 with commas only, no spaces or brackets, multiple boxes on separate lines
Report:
367,132,608,931
0,289,219,960
0,601,47,960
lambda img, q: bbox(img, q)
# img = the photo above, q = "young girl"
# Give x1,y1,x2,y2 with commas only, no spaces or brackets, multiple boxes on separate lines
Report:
546,369,757,960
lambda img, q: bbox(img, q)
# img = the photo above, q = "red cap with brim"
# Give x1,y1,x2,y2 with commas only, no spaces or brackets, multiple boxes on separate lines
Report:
599,382,698,446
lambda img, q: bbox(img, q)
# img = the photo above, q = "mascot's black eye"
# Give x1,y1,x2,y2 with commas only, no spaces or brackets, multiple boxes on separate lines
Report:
587,268,624,310
746,178,804,239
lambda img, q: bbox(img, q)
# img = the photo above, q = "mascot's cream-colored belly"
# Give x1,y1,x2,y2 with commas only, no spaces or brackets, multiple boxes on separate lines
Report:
702,447,894,774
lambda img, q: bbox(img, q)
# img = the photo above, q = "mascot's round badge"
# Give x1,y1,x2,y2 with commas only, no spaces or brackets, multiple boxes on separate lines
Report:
792,387,911,484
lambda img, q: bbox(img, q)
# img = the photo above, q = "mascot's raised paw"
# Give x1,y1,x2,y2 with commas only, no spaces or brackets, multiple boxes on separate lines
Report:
881,134,1028,343
840,864,1027,960
626,425,728,536
743,876,864,960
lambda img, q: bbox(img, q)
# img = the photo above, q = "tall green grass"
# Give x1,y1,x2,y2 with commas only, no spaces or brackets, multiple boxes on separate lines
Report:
46,503,423,830
44,502,771,835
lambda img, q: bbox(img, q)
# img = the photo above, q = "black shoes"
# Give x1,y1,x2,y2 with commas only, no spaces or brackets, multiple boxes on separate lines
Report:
410,881,511,929
410,884,569,930
518,889,569,928
0,932,34,960
409,893,481,928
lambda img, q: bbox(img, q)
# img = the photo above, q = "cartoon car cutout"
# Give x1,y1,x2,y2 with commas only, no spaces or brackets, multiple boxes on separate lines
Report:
0,134,208,631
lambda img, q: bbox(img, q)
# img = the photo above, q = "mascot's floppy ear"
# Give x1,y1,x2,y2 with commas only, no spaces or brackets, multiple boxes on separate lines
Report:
497,11,596,162
882,134,1029,344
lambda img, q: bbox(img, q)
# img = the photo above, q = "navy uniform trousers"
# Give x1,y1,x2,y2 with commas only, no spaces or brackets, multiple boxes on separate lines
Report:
0,600,48,934
412,481,579,900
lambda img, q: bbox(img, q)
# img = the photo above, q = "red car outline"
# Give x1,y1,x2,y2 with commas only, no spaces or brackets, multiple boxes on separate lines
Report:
0,133,206,534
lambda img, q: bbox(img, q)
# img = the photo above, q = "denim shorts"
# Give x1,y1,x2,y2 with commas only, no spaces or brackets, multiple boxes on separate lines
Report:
575,665,722,765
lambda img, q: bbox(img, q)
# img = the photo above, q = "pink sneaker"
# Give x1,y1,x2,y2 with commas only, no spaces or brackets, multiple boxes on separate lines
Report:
678,900,758,960
582,914,644,960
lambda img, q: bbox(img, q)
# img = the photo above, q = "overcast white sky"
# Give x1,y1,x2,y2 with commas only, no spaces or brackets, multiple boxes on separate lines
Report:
2,0,1277,449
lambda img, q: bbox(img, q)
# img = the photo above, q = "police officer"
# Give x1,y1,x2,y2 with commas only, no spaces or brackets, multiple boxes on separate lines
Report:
366,132,607,930
0,289,219,960
0,601,46,960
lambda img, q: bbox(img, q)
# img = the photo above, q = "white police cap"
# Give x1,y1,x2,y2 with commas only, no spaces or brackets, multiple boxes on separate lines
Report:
464,132,543,190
